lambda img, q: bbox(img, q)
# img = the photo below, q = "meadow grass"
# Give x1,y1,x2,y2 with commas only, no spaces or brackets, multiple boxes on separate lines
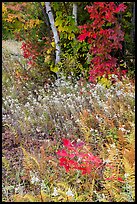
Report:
2,40,135,202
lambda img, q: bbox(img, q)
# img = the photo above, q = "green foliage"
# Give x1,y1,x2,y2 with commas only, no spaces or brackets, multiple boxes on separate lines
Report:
57,52,83,81
55,12,78,40
120,2,135,78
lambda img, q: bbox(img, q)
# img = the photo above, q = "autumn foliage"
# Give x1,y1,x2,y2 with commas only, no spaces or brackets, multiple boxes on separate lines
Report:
78,2,127,83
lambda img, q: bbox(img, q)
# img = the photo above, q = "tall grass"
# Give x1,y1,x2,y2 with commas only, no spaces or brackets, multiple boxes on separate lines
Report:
2,40,135,202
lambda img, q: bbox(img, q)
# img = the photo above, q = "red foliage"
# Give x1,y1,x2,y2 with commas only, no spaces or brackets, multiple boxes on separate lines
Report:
21,41,39,67
78,2,127,83
56,138,125,181
57,138,103,175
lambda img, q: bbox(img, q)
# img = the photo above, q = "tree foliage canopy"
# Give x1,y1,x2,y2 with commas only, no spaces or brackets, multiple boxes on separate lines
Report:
2,2,135,86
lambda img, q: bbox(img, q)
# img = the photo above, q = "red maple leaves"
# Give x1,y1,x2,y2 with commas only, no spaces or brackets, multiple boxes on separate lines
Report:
56,138,124,182
56,138,103,175
78,2,127,83
21,41,40,67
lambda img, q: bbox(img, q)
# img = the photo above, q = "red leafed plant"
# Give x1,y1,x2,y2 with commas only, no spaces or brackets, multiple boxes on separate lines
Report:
56,138,102,175
56,138,124,183
21,41,39,67
78,2,127,83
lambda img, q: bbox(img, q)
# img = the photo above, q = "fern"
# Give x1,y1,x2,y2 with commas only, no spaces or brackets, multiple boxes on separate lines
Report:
12,191,51,202
2,156,10,171
79,109,92,142
21,147,40,174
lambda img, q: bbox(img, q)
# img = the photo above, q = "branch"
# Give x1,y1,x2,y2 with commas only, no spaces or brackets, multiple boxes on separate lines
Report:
38,2,51,42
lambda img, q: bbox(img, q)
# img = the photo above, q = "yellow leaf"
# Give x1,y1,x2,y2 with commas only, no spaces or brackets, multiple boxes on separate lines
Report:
47,49,52,54
51,42,55,47
50,65,59,73
2,3,7,14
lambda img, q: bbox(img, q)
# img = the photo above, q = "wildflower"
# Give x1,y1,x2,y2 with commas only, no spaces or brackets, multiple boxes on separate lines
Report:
119,127,126,132
103,159,111,164
90,128,94,132
66,188,74,197
41,180,46,190
15,185,24,195
124,173,129,178
110,143,116,148
116,90,122,96
59,157,70,172
31,176,40,184
30,171,40,184
105,176,124,182
52,187,59,196
77,163,92,175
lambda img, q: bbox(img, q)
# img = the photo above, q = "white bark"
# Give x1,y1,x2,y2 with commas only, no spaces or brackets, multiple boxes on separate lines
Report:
72,3,77,26
45,2,61,64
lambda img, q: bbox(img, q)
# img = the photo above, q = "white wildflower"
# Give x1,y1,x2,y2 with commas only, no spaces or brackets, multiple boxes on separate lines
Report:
110,143,116,148
107,149,111,153
90,128,94,132
30,171,40,184
52,187,59,196
124,173,129,178
66,188,74,197
116,91,122,96
15,185,24,195
37,95,42,101
119,127,126,132
31,176,40,184
103,159,111,164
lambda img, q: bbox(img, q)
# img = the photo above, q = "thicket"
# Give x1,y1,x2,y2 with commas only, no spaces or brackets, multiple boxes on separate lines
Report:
2,2,135,86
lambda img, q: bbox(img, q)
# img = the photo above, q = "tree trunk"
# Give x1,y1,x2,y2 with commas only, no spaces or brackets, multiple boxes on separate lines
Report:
72,3,77,26
45,2,61,65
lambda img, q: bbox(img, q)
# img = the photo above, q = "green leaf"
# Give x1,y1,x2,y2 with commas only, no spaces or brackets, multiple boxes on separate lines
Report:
55,19,63,27
58,26,65,32
68,33,75,40
125,11,132,17
63,33,67,39
56,11,62,16
106,22,112,27
50,65,59,73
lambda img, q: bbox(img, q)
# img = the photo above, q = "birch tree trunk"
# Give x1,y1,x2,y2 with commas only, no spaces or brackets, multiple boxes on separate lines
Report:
72,3,78,56
45,2,61,65
72,3,77,26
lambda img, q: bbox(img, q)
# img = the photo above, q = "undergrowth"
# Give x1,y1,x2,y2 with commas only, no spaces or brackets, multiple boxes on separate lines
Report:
2,40,135,202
